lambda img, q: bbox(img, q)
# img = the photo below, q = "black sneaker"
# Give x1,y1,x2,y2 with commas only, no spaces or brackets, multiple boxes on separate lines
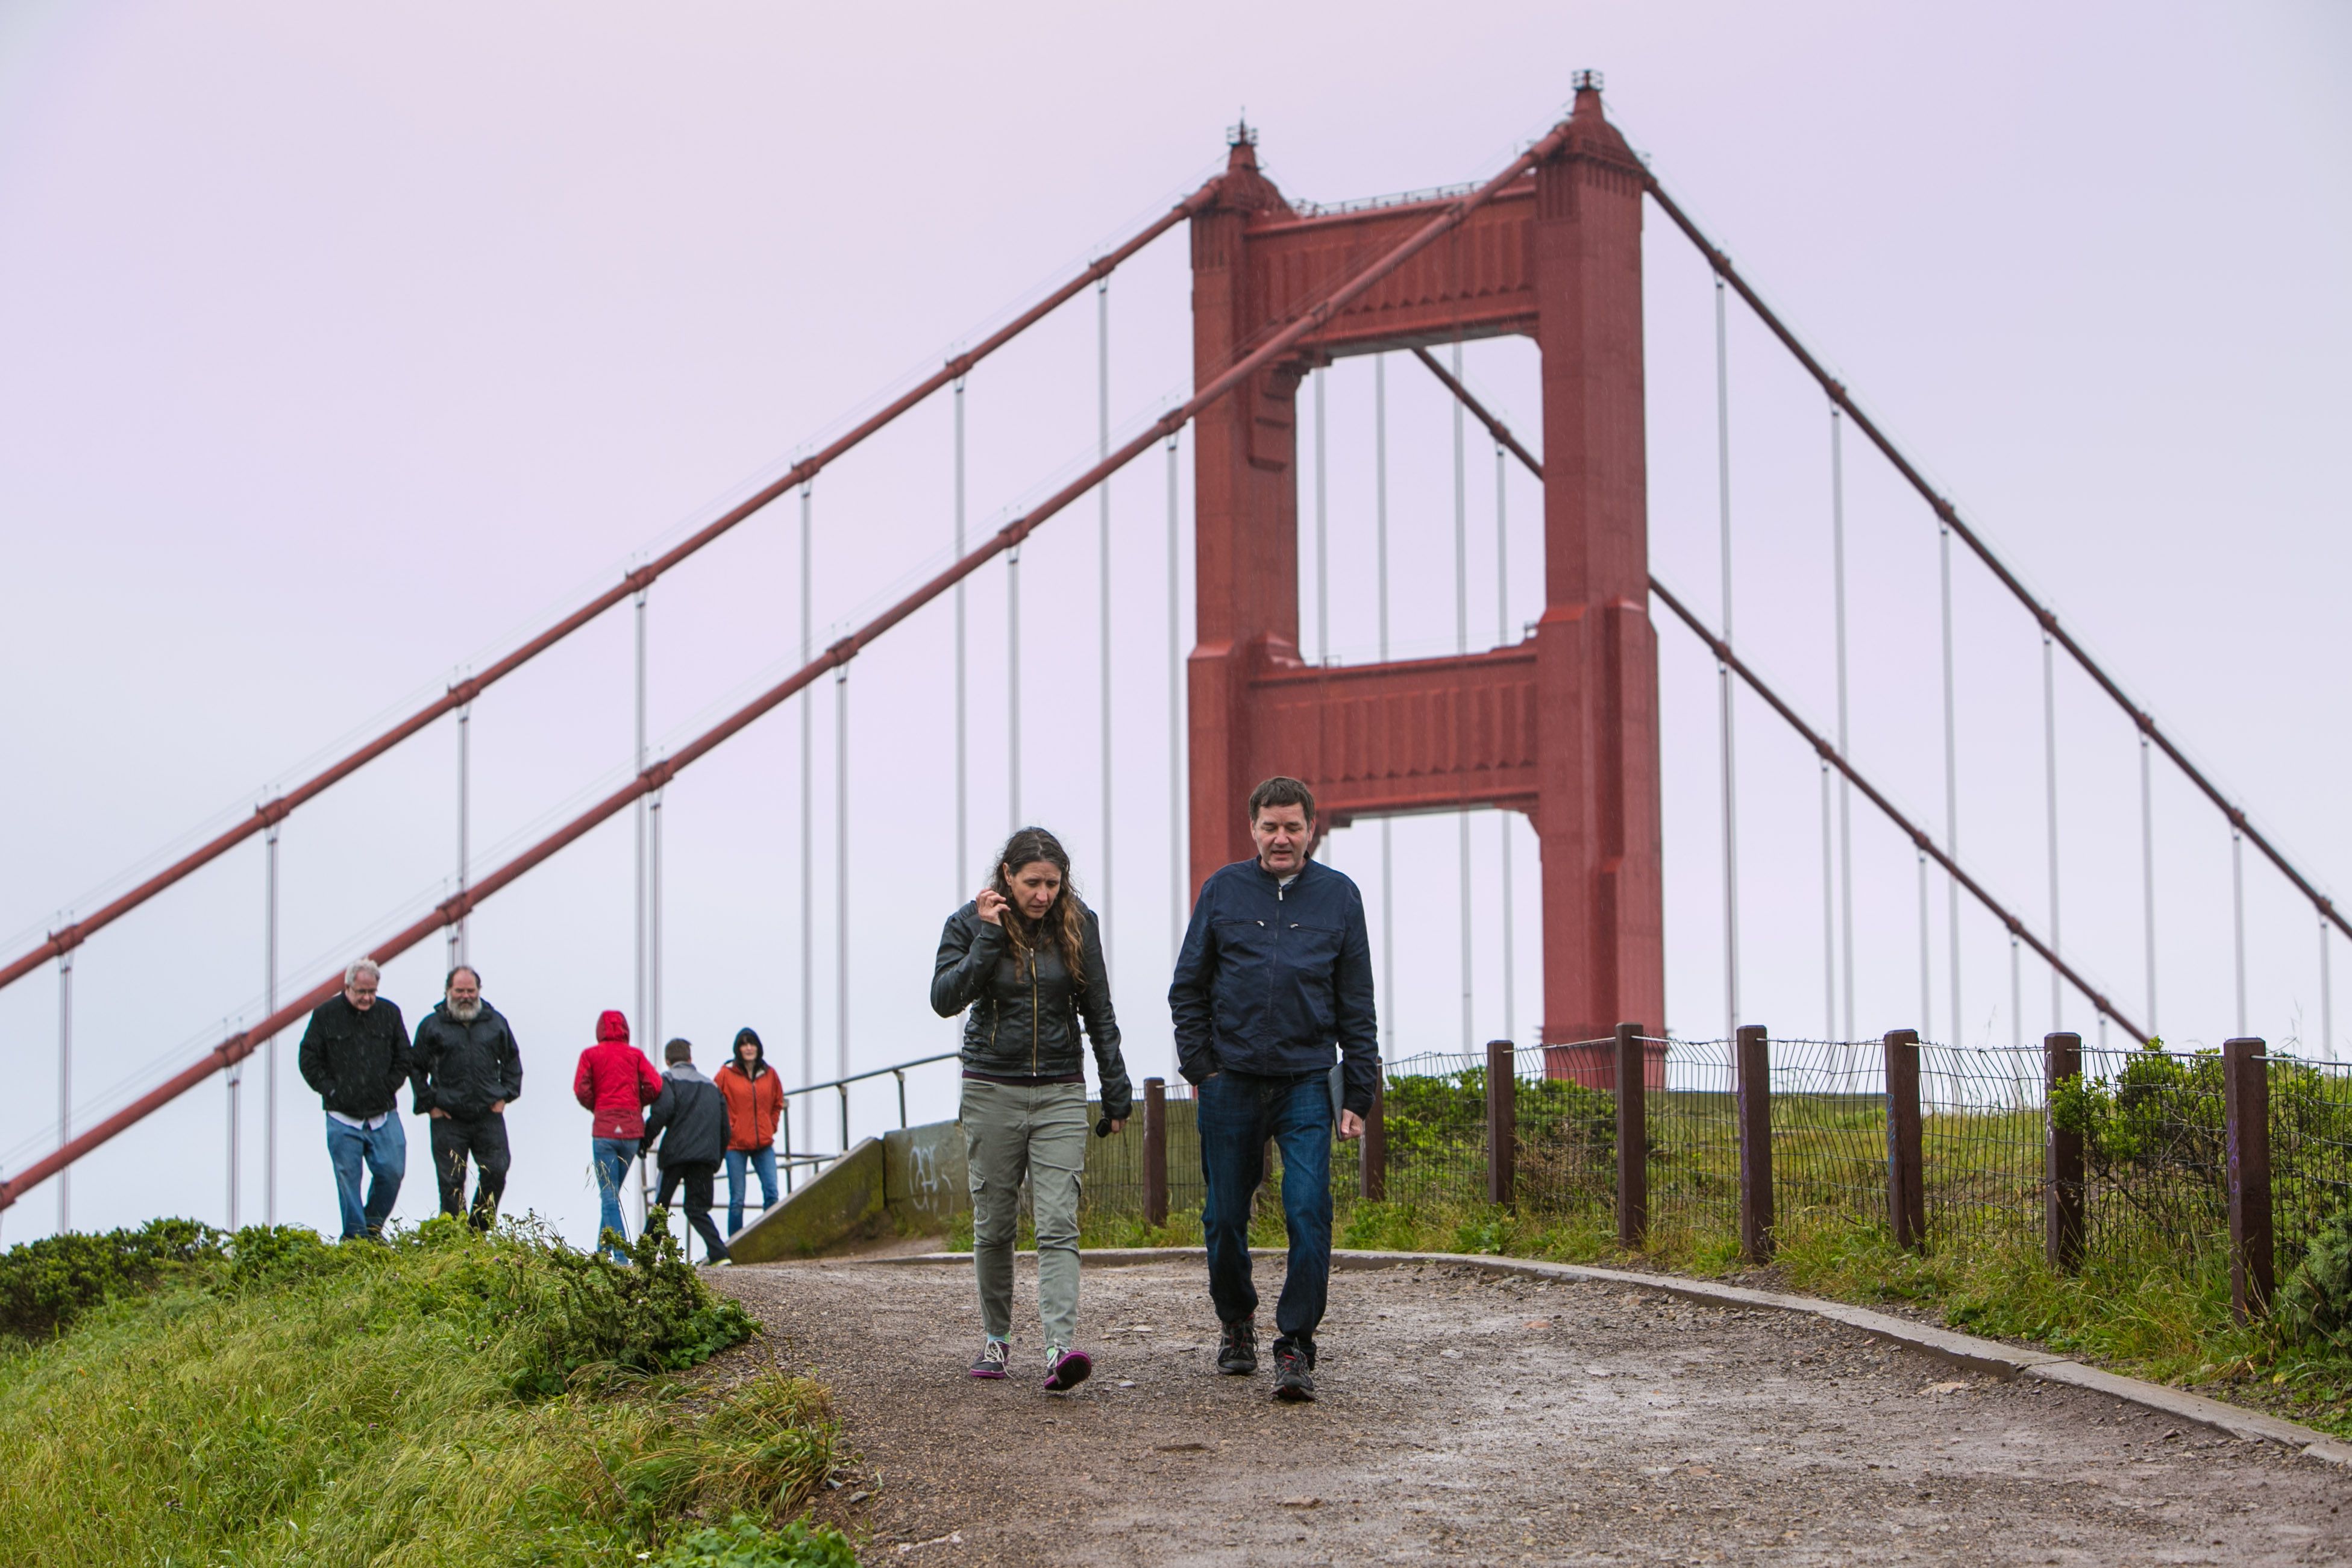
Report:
1216,1318,1258,1376
968,1338,1011,1380
1043,1347,1093,1393
1272,1340,1317,1402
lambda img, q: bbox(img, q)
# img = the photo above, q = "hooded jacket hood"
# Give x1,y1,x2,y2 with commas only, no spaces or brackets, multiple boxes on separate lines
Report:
727,1026,768,1080
596,1009,630,1044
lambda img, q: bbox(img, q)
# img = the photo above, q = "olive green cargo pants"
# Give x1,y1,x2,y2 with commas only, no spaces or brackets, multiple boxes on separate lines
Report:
959,1078,1088,1350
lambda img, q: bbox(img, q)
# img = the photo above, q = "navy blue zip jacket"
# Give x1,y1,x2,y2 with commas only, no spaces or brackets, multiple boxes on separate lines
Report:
1168,856,1379,1115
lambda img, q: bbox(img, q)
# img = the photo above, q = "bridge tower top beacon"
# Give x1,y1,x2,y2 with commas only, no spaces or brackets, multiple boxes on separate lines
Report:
1185,78,1664,1046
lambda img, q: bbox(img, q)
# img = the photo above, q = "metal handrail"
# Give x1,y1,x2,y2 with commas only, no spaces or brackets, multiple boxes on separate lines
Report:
774,1050,961,1193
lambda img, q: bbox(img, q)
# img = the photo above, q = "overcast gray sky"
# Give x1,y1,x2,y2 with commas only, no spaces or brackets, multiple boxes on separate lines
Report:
2,2,2345,1247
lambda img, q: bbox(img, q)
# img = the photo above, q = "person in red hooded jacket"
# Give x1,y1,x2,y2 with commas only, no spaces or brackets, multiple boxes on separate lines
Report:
574,1009,662,1261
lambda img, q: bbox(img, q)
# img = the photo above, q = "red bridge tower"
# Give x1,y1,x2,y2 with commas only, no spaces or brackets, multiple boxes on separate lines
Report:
1186,83,1664,1048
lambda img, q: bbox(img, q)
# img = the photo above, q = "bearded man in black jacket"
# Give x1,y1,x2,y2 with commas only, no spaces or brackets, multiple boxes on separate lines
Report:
297,957,410,1240
410,965,523,1230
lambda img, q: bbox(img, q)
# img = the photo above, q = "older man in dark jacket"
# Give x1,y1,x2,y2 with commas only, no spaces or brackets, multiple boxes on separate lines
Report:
1169,776,1378,1402
410,965,522,1230
297,957,410,1240
641,1038,732,1264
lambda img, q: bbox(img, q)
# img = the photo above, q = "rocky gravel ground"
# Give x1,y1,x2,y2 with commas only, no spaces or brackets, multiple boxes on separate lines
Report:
711,1256,2352,1566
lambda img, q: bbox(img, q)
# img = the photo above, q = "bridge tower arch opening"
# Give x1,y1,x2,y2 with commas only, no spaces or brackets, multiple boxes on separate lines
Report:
1185,81,1664,1052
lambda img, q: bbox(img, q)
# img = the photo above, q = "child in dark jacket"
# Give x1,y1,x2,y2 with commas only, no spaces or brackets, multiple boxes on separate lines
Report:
641,1038,732,1264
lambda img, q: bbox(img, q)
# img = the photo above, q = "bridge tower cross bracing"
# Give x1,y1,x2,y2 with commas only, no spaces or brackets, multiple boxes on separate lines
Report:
1185,83,1664,1047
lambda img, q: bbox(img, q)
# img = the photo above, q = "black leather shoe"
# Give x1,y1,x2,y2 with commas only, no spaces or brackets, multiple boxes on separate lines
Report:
1217,1317,1258,1376
1272,1343,1317,1402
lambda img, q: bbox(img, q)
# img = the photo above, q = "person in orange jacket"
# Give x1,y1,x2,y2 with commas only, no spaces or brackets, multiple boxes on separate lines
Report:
716,1026,785,1234
574,1009,662,1261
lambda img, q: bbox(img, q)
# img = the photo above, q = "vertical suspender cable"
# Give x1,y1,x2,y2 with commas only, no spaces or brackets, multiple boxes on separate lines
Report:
1496,439,1516,1045
2042,629,2061,1030
633,587,651,1228
1918,851,1932,1036
1819,762,1836,1039
2140,732,2157,1035
2323,915,2335,1059
1097,278,1113,964
57,950,71,1232
1008,537,1022,829
955,378,968,902
1452,342,1472,1054
1167,431,1184,1058
263,820,278,1226
1375,354,1395,1056
1715,275,1740,1040
1315,371,1329,663
837,665,851,1081
649,788,664,1050
634,591,648,1039
455,701,471,968
2232,827,2247,1038
1939,522,1961,1050
799,485,815,1090
1831,407,1855,1041
225,1028,240,1229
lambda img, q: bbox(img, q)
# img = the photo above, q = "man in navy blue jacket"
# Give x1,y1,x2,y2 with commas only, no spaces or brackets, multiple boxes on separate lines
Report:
1169,776,1379,1402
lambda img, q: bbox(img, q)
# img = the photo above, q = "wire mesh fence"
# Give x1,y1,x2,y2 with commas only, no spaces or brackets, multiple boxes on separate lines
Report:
1049,1034,2352,1293
2263,1053,2352,1269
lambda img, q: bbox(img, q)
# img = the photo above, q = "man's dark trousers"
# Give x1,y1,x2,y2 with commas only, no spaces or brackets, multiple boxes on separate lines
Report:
656,1160,732,1262
431,1113,509,1229
1199,1069,1334,1359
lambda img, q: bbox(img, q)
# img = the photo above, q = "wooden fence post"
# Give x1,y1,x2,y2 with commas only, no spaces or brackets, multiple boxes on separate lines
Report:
2224,1036,2275,1322
1487,1039,1517,1209
2043,1031,2084,1272
1883,1029,1925,1252
1736,1024,1772,1263
1142,1077,1167,1228
1616,1021,1647,1247
1361,1077,1387,1203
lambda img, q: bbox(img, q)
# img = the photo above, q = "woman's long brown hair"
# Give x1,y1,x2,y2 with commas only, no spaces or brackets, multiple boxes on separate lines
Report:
989,827,1086,982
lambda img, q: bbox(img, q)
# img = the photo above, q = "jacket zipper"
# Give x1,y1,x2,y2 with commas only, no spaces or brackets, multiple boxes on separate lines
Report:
1030,960,1040,1076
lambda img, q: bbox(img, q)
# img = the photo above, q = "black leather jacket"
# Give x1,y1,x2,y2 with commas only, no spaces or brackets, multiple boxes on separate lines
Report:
931,901,1132,1118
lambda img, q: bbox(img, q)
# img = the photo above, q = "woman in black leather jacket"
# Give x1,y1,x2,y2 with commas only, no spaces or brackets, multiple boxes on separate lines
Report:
931,827,1131,1392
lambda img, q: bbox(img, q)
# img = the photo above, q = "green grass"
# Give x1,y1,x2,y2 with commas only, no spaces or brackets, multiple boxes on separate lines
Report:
0,1217,853,1567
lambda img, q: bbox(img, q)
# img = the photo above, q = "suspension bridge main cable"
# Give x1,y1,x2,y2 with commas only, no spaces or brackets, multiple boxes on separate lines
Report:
0,115,1584,1214
0,180,1225,999
1642,176,2347,952
1406,350,2149,1046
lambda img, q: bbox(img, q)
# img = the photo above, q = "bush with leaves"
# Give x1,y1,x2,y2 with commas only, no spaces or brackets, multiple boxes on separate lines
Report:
2277,1208,2352,1349
0,1217,339,1338
2047,1040,2228,1235
652,1514,859,1568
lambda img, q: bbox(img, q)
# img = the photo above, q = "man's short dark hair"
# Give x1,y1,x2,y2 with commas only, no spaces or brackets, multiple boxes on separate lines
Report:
445,964,480,990
1248,776,1316,823
664,1037,694,1065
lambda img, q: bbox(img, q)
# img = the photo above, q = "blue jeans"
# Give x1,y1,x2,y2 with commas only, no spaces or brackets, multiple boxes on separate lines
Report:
591,1138,638,1259
724,1147,779,1234
1197,1069,1334,1355
325,1112,406,1240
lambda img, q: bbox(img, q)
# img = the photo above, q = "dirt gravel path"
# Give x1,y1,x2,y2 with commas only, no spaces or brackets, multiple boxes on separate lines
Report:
712,1256,2352,1565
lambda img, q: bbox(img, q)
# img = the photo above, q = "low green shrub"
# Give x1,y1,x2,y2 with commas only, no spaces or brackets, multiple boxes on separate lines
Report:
0,1215,230,1337
653,1514,859,1568
2278,1208,2352,1349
